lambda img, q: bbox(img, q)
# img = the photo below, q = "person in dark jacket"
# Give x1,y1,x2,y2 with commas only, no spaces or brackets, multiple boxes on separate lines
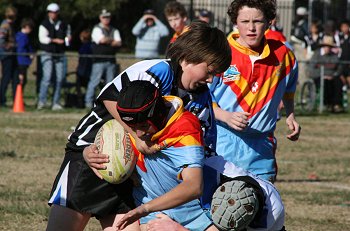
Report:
37,3,70,110
0,6,18,108
76,29,92,96
84,9,122,108
336,19,350,89
16,18,35,92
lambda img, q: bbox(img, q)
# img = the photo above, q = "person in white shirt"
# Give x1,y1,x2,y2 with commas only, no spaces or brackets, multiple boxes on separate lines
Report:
85,9,122,108
37,3,70,110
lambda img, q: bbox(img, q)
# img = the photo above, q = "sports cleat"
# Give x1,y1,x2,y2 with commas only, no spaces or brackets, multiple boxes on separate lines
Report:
211,180,259,231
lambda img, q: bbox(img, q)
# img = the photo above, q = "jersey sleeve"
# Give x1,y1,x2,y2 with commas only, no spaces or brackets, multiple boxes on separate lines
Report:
283,50,298,100
96,82,119,102
208,75,224,107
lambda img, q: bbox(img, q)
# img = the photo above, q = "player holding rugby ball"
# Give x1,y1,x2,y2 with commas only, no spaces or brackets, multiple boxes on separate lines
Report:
46,21,231,231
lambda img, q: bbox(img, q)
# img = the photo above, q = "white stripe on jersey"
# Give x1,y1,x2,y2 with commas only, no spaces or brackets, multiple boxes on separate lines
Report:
97,59,172,98
76,111,103,146
49,161,70,206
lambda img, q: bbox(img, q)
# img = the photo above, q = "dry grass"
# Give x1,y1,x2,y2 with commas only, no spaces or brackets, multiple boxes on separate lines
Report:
275,115,350,230
0,56,349,230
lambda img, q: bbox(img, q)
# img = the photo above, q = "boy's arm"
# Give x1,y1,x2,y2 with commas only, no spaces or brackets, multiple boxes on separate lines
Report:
213,106,250,131
115,167,203,230
145,167,203,211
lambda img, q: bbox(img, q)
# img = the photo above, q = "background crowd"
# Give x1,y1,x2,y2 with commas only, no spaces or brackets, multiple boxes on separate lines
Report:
291,6,350,113
1,3,349,113
0,2,214,111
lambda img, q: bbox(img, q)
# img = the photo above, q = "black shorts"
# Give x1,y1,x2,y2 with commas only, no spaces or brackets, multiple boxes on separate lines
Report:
48,150,135,218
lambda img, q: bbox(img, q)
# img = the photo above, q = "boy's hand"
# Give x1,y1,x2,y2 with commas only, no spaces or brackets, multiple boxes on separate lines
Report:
286,116,301,141
82,144,109,179
147,213,189,231
225,111,250,131
116,204,149,230
135,137,159,154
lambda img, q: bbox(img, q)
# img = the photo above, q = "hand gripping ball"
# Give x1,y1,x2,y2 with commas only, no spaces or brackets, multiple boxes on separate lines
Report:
210,180,260,231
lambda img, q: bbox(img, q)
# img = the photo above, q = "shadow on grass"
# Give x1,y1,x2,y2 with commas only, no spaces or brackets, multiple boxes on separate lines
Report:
0,151,16,158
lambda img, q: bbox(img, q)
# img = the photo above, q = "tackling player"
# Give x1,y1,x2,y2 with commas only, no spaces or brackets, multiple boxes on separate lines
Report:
115,80,216,230
46,21,231,231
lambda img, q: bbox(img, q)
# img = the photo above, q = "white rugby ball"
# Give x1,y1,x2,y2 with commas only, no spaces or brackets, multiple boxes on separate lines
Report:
94,119,137,184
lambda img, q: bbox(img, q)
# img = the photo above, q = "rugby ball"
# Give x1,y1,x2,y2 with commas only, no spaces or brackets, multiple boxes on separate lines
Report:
94,119,137,184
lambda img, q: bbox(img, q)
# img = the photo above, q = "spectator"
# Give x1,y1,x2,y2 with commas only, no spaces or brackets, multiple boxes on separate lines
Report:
305,19,324,59
336,19,350,89
291,6,309,48
198,9,212,24
0,6,18,108
37,3,70,110
291,6,310,84
84,9,122,109
209,0,300,183
309,35,344,113
15,18,35,93
132,9,169,59
323,19,340,55
164,1,189,44
76,29,92,97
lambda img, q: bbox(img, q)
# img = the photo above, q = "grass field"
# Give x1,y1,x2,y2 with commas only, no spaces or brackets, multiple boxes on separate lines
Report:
0,57,349,230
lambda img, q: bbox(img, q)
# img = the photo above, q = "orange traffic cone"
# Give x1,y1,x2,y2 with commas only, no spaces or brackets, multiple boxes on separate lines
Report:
13,84,25,113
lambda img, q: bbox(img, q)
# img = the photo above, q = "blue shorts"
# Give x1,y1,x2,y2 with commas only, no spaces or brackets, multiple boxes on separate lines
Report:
140,202,213,231
216,124,277,182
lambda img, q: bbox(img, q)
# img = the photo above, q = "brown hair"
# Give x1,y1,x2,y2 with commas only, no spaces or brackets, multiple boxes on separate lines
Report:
79,29,91,43
164,1,187,18
5,6,17,19
21,18,35,29
227,0,276,24
166,21,231,74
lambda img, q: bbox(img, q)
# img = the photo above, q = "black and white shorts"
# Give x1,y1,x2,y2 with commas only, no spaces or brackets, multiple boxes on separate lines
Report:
48,150,135,218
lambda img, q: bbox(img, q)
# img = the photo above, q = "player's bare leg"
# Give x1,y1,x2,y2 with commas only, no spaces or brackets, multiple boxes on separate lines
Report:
46,204,91,231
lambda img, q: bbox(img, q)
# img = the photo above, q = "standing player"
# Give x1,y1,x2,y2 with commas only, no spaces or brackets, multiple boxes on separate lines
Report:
46,21,231,231
209,0,301,183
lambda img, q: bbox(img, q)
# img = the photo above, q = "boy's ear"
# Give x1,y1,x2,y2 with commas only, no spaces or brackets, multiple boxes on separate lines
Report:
182,17,188,23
